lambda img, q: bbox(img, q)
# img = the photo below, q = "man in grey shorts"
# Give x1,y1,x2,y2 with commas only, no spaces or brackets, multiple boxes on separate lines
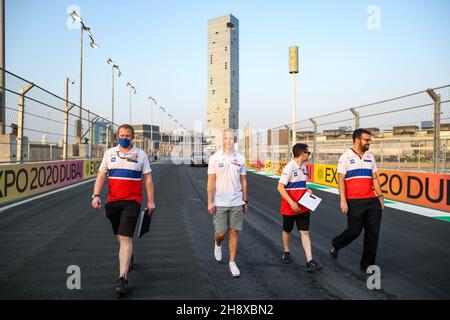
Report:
207,129,248,277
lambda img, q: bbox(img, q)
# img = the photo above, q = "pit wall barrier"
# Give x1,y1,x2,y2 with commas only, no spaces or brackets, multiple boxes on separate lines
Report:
246,159,450,212
0,159,102,205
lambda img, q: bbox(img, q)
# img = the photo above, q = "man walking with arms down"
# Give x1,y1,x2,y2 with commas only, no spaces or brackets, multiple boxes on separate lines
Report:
207,129,248,277
277,143,321,272
330,128,384,271
92,124,155,295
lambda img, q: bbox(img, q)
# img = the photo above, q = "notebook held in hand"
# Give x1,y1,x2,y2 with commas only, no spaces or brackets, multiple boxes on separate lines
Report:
136,208,153,238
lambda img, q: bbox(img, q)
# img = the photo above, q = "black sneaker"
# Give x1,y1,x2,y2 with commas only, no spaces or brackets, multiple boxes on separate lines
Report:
128,255,136,273
282,252,291,264
115,277,128,295
330,244,339,260
306,260,322,273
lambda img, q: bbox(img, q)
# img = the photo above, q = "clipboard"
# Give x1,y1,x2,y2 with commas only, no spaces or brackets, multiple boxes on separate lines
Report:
136,208,153,238
298,192,322,212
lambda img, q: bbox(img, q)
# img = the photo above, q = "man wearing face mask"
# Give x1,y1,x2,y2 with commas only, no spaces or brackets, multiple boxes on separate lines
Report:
330,128,384,272
91,124,155,295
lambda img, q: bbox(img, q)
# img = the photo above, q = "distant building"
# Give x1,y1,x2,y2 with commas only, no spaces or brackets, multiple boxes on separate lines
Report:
92,121,108,145
267,128,290,146
133,124,161,150
206,14,239,148
133,124,160,140
393,125,419,136
421,121,433,129
297,131,315,141
323,129,347,140
338,126,352,131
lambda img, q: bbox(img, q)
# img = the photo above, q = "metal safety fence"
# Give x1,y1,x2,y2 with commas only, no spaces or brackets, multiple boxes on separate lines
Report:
0,68,124,164
243,85,450,173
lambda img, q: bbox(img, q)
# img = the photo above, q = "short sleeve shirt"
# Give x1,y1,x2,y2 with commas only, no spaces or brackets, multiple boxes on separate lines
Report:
278,159,309,215
337,149,378,199
99,145,151,204
207,149,246,207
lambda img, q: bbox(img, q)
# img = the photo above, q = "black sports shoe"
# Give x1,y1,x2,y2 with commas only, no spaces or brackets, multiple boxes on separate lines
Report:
128,255,136,273
306,260,322,273
330,244,339,260
115,277,128,295
282,252,291,264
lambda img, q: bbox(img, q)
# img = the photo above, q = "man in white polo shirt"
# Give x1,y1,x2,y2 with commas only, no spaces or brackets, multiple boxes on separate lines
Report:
207,128,248,277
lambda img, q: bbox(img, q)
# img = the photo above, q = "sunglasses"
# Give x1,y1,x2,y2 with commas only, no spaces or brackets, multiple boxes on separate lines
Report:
116,151,136,160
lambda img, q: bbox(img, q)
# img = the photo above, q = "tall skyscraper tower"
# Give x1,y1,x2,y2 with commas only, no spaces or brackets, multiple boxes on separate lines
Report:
206,14,239,146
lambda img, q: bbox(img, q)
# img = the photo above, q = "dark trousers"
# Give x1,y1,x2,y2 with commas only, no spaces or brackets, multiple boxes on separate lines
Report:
332,197,382,268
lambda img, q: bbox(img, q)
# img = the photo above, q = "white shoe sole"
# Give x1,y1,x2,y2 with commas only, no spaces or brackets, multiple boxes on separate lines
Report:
229,268,240,277
214,246,222,262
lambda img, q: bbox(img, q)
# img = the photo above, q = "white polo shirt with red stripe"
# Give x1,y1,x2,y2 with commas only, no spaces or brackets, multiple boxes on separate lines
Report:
99,145,152,204
207,149,246,207
278,159,309,215
337,149,378,200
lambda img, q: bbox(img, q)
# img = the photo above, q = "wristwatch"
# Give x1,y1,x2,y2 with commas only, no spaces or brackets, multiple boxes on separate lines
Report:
244,200,248,204
92,194,100,199
377,194,384,199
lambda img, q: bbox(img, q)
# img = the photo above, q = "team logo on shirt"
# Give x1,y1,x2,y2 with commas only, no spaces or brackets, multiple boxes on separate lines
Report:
231,160,241,167
364,159,372,163
350,159,355,164
219,162,224,168
111,157,116,162
121,152,138,163
293,172,298,177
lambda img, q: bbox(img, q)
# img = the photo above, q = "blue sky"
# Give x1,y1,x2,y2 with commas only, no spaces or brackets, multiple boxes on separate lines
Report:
7,0,450,131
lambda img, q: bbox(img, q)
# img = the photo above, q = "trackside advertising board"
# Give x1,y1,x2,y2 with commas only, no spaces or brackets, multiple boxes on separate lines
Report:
0,159,101,205
247,159,449,212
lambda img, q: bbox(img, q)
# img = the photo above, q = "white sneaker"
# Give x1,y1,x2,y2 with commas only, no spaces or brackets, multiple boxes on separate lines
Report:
214,243,222,262
229,261,240,277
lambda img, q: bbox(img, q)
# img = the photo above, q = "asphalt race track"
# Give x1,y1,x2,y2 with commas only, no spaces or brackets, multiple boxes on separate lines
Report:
0,163,449,299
